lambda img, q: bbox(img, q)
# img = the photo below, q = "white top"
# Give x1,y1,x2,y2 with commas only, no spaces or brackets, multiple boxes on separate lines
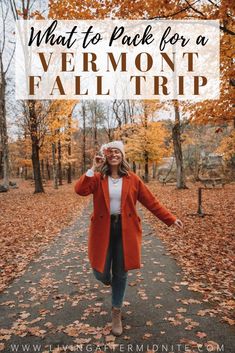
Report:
108,175,122,215
85,169,122,215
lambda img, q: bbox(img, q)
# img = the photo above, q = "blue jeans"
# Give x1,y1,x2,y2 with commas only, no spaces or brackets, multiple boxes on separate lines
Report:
92,216,128,309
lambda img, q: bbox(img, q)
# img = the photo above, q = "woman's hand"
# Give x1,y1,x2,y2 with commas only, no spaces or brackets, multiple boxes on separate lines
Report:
92,154,105,170
173,219,184,229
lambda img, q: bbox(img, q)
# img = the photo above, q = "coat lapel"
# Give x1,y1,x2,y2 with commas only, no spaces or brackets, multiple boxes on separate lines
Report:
121,174,131,211
101,175,110,213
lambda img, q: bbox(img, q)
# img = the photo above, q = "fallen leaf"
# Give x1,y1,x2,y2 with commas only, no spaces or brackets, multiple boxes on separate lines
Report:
196,332,207,338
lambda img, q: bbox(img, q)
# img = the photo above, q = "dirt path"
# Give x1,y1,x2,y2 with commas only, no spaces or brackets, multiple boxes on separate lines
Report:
0,200,234,353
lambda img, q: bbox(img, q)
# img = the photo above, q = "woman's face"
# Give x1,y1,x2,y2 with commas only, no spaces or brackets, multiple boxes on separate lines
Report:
105,148,123,166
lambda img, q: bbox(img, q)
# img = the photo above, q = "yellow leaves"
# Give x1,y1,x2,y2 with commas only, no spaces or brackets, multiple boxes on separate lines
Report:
20,159,32,168
216,130,235,160
30,11,45,20
122,120,171,163
225,49,234,58
47,100,77,138
49,0,183,21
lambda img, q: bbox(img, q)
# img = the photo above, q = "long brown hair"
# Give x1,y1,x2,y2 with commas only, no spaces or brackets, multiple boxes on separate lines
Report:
100,157,131,177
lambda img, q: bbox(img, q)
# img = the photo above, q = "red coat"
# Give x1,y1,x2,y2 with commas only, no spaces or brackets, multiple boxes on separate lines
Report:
75,171,177,272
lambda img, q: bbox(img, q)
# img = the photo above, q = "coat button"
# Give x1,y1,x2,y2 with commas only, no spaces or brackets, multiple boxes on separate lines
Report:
129,213,131,217
100,215,103,218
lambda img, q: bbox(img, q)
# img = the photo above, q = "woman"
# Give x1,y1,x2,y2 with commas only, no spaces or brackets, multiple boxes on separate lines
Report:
75,140,183,336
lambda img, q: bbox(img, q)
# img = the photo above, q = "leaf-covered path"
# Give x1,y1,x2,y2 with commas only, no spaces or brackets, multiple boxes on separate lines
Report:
0,200,234,353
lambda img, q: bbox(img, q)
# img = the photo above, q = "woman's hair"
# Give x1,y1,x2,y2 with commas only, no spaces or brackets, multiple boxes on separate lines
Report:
100,156,131,177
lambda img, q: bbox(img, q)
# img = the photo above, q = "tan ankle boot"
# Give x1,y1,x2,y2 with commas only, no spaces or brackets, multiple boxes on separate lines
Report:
111,307,123,336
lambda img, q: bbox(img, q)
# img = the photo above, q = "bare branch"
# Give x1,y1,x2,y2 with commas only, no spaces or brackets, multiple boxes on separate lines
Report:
3,1,9,22
148,0,235,36
207,0,220,9
9,0,19,20
148,0,201,20
184,0,205,17
29,0,37,12
0,0,6,52
4,44,15,74
219,25,235,36
26,0,30,17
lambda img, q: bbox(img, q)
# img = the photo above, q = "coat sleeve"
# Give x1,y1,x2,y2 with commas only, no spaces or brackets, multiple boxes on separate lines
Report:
74,172,98,196
137,177,177,226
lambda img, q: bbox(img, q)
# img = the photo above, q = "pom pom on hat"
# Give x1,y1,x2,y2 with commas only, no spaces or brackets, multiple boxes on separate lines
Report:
100,140,125,157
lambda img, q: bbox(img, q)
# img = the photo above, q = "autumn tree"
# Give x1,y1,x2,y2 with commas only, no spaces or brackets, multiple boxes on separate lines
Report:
87,101,105,151
48,0,234,186
116,100,170,181
216,130,235,179
22,100,50,192
0,0,15,189
8,0,47,193
42,100,77,189
119,120,170,182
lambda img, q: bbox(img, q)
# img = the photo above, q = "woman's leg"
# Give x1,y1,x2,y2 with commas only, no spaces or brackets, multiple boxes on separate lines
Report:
111,219,128,309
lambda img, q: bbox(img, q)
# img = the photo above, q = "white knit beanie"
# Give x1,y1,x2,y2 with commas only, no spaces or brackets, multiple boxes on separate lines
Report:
100,140,125,157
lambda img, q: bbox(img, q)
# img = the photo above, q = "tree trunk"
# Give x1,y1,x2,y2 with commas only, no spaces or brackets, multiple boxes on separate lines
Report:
152,161,157,179
93,106,98,150
41,159,45,180
132,161,136,173
143,108,149,183
0,52,10,189
144,151,149,183
67,116,72,183
46,158,51,180
57,138,62,185
82,103,86,173
67,143,72,183
32,142,43,193
0,150,3,179
194,146,201,181
24,167,28,180
28,101,44,193
172,102,187,189
52,142,58,189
